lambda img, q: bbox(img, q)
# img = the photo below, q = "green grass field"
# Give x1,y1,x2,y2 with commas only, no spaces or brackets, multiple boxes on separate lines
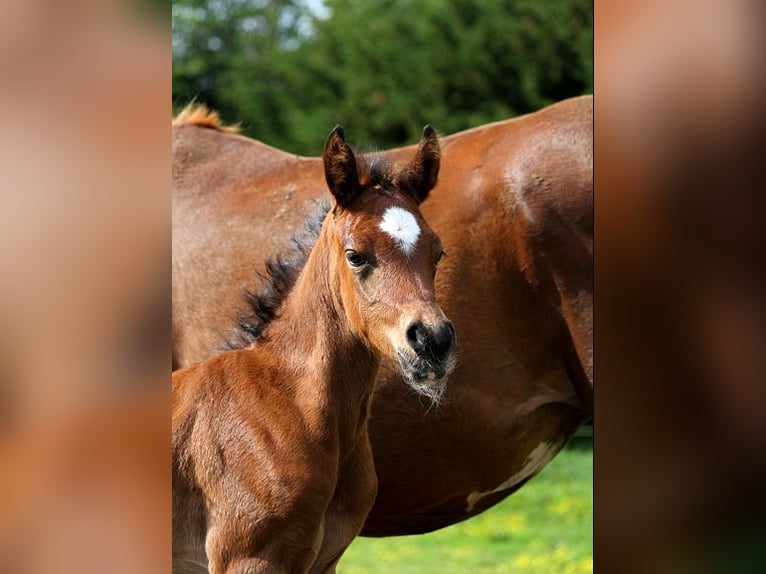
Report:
338,440,592,574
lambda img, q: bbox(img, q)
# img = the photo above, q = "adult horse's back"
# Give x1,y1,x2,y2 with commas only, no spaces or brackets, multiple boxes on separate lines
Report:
173,109,323,368
172,96,593,534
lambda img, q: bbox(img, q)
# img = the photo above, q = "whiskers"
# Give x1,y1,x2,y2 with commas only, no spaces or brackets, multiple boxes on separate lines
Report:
409,375,448,406
401,353,457,407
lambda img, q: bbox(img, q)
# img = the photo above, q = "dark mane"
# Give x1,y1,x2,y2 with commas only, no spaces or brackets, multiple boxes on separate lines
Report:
222,152,394,351
222,198,329,350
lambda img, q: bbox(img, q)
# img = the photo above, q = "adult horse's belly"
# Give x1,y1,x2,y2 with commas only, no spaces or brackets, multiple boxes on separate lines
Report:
361,328,586,535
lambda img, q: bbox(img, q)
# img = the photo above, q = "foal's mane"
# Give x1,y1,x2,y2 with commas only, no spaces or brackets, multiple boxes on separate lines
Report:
224,152,395,351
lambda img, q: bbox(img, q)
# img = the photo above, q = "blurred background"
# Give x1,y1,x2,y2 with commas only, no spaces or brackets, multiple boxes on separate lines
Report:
172,0,593,153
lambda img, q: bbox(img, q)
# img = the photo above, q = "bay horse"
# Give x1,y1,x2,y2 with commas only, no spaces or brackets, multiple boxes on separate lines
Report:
172,125,455,573
172,95,593,535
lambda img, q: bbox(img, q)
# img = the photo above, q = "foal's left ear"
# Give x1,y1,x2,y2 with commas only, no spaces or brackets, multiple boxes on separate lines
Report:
397,125,441,204
323,125,360,207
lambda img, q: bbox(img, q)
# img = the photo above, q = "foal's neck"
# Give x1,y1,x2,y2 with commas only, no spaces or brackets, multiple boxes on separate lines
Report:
263,223,378,428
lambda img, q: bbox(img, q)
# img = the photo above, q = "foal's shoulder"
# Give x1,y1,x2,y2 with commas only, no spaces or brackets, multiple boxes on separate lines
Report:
172,350,255,400
174,349,297,403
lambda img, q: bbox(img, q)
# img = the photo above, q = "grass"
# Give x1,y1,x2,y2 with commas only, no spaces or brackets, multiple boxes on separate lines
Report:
338,439,592,574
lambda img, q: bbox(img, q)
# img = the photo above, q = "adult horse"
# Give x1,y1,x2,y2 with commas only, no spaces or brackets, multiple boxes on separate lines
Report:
173,125,455,574
172,95,593,535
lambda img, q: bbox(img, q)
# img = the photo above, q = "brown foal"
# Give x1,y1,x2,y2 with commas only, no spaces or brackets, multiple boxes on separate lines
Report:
172,125,455,573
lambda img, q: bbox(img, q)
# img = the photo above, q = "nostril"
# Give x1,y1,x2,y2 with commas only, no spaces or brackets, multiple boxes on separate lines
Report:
436,321,456,354
406,321,424,350
444,320,455,340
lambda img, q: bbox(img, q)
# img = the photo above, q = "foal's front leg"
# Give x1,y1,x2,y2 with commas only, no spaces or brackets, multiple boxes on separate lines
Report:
205,514,323,574
309,442,378,574
205,500,324,574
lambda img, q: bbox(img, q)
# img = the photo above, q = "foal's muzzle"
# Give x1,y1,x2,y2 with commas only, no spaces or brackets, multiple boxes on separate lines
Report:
406,320,456,363
398,319,456,385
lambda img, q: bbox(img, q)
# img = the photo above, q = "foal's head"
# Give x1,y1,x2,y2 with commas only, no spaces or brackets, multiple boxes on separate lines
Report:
321,125,455,399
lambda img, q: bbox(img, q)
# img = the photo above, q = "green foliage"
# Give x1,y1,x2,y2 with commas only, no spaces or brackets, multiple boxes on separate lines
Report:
173,0,592,154
338,443,593,574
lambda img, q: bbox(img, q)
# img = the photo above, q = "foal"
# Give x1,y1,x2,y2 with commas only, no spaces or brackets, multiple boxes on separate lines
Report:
172,125,455,574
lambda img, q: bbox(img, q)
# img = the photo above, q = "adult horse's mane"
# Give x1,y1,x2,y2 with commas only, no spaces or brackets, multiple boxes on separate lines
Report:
223,151,399,351
173,103,241,133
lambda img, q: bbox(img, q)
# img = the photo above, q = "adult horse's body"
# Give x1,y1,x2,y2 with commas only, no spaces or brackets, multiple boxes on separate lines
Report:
173,126,454,574
172,95,593,535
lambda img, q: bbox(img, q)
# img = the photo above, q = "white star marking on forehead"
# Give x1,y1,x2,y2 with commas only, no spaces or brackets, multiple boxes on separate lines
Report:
379,206,421,255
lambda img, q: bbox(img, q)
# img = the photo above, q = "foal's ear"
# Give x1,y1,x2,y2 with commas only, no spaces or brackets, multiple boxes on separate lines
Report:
323,125,360,207
397,124,441,204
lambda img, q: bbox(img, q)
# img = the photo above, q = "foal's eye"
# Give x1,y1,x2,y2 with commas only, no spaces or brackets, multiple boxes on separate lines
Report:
345,250,368,268
435,250,446,265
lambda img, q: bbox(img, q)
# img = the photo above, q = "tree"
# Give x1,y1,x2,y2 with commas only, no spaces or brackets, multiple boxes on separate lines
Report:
172,0,593,154
172,0,311,145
